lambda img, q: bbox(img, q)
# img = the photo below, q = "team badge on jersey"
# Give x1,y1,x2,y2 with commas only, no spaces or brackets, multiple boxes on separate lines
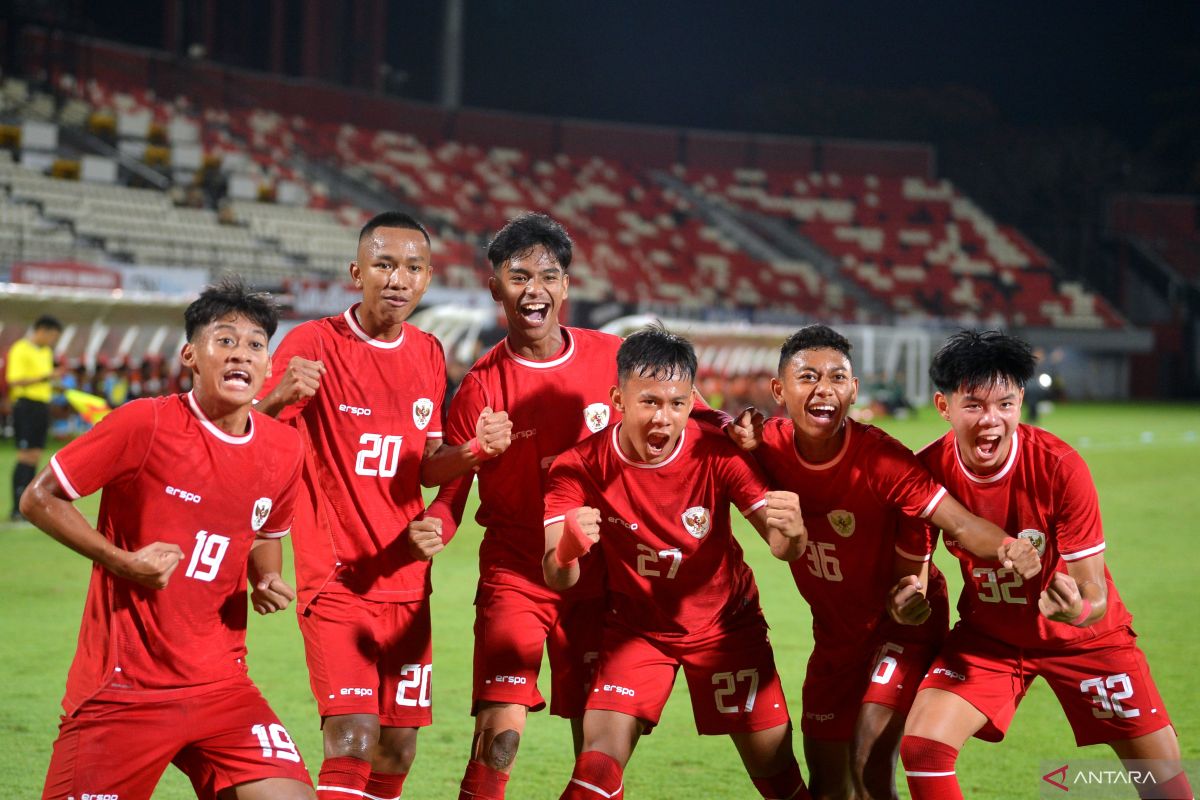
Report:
583,402,610,433
252,497,273,531
1017,528,1047,557
681,506,711,539
412,398,434,430
828,509,855,538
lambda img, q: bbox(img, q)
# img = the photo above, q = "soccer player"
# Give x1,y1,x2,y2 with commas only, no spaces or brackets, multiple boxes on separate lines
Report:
21,279,313,800
543,325,812,800
6,314,62,520
256,211,454,800
424,213,751,800
753,324,1040,800
899,330,1192,800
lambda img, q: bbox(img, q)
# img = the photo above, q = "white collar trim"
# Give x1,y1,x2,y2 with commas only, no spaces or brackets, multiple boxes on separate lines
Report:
187,391,254,445
793,419,852,471
610,423,687,469
955,429,1019,484
344,305,406,350
504,328,575,369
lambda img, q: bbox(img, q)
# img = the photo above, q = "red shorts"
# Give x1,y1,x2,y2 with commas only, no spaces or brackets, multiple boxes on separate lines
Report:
472,579,604,718
42,677,310,800
299,592,433,727
587,617,791,736
919,623,1172,746
801,634,938,741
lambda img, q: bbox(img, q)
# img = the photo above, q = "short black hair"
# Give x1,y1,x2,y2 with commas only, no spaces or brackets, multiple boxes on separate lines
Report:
33,315,63,332
359,211,431,248
487,212,573,272
929,329,1036,395
184,277,279,342
617,323,697,384
778,324,852,373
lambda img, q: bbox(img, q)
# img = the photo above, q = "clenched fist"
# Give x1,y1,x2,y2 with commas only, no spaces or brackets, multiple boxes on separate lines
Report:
725,407,765,452
473,406,512,459
117,541,184,589
888,574,932,626
407,517,445,561
998,536,1041,579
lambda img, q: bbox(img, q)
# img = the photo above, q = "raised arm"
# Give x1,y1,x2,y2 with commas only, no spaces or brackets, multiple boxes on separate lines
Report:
20,467,183,589
746,490,807,561
420,406,512,487
256,356,325,418
930,493,1041,579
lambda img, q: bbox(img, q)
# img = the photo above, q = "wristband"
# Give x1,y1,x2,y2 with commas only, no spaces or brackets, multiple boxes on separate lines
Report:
467,437,495,462
554,512,594,568
1070,598,1093,627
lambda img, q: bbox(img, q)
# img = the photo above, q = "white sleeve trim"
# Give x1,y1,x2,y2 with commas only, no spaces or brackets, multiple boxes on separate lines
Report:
895,546,932,562
740,496,768,517
920,486,948,519
256,528,291,540
426,430,443,439
49,455,82,500
1062,541,1106,561
544,514,566,528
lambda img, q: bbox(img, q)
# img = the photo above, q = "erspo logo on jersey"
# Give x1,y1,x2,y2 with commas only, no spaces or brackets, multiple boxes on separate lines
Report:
338,403,372,416
165,486,201,503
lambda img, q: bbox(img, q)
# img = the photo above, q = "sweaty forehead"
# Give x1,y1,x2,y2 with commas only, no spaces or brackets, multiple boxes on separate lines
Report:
361,228,429,259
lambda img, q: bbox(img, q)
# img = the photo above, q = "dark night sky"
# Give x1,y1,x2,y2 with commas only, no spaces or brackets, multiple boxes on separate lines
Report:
49,1,1200,150
426,1,1200,149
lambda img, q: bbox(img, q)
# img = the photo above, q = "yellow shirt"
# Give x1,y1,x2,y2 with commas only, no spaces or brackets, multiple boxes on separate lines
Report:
5,338,55,403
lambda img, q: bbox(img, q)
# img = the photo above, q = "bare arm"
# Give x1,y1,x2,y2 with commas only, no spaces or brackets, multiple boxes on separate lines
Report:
247,537,296,614
930,493,1041,579
1039,555,1108,626
746,490,807,561
420,407,512,487
19,466,183,589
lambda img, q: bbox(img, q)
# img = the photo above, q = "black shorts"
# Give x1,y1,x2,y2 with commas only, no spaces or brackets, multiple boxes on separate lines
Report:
13,398,50,450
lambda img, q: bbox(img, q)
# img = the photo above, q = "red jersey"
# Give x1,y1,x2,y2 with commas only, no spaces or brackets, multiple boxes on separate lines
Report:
260,306,446,606
915,424,1133,648
49,393,302,715
544,420,770,643
754,418,947,650
445,327,622,593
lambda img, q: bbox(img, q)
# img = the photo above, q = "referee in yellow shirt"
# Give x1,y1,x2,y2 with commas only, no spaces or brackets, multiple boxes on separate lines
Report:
6,315,62,521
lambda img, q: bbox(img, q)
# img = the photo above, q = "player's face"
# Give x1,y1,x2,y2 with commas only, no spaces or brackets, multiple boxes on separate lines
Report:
611,372,694,464
489,244,569,345
350,226,432,330
181,312,271,409
772,348,858,443
936,380,1023,475
33,327,61,348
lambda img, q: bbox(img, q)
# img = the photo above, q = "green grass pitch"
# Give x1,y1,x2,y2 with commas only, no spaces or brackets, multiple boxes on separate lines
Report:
1,402,1196,798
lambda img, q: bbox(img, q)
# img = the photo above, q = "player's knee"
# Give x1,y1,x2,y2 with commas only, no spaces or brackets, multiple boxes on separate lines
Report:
323,715,379,759
485,729,521,770
376,727,418,773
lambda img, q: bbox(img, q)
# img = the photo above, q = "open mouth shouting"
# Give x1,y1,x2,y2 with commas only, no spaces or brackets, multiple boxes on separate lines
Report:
518,301,549,326
975,434,1003,460
645,430,671,457
222,368,252,391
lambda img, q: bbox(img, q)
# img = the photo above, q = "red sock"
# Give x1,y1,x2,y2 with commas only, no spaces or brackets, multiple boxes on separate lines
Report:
900,735,963,800
751,761,811,799
560,751,624,799
317,756,372,799
1144,770,1194,800
459,759,511,799
365,770,407,800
